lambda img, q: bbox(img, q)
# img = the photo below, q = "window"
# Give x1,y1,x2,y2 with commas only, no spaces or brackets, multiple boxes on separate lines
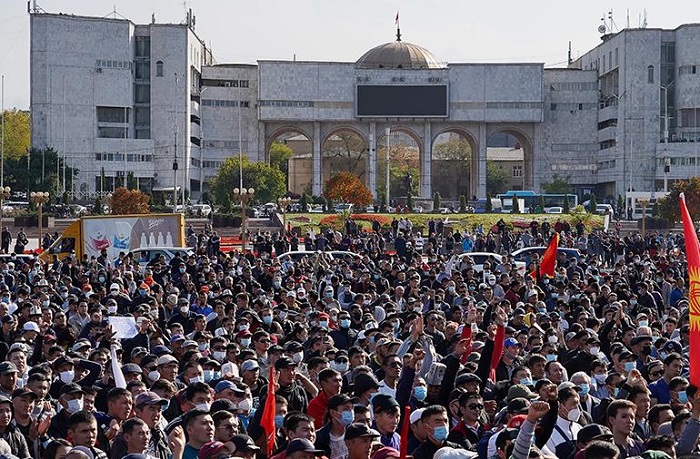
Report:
97,107,129,123
156,61,163,77
134,107,150,126
98,127,128,138
648,65,655,84
135,61,150,80
512,165,523,178
134,84,151,104
135,37,150,58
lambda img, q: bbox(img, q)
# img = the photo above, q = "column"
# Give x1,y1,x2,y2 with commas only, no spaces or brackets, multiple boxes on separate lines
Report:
422,122,432,198
257,122,267,163
478,123,487,199
312,122,321,195
368,122,377,198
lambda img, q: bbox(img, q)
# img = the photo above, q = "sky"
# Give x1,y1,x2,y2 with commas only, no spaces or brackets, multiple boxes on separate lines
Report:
2,0,700,109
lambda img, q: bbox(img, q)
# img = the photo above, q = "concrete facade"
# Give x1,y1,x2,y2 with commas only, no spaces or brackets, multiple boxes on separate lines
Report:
29,10,700,202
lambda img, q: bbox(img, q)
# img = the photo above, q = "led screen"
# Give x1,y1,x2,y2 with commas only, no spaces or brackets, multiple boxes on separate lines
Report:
356,85,448,117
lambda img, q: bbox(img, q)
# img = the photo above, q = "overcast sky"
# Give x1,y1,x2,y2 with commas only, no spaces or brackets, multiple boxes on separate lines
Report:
2,0,699,109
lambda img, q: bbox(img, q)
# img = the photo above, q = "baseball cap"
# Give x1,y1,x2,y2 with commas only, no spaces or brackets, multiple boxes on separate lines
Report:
409,408,426,425
0,362,17,374
504,338,521,348
240,360,260,372
198,441,228,459
134,391,168,407
372,447,401,459
506,397,530,414
22,322,39,333
286,439,324,456
121,363,142,375
156,355,178,366
576,423,613,442
214,380,245,395
60,383,84,396
229,435,260,453
508,414,527,428
371,394,400,413
433,446,478,459
274,357,297,370
506,384,536,402
11,388,37,400
344,423,381,441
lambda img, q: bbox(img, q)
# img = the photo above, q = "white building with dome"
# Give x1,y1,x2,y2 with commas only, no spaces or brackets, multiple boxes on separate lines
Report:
30,8,700,203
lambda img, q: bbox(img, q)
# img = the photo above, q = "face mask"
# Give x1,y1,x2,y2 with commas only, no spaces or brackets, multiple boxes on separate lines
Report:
98,276,106,283
447,287,456,294
413,306,422,313
432,425,448,442
180,306,189,315
292,352,304,364
520,378,533,386
579,383,590,396
551,293,558,299
639,320,648,328
325,291,333,299
203,370,221,382
630,300,638,306
179,267,186,274
189,375,205,384
548,335,558,344
213,351,226,362
275,415,285,428
65,398,83,414
340,319,351,329
413,386,428,401
624,362,636,373
60,370,75,384
239,324,249,331
319,320,329,328
241,338,251,348
546,354,557,362
678,391,689,404
590,346,600,355
108,305,117,314
594,373,607,384
237,398,252,412
273,281,281,288
339,410,354,426
262,316,273,325
331,361,349,373
139,289,147,296
613,388,620,398
41,300,50,308
566,407,581,422
198,343,209,352
148,370,160,382
194,402,211,412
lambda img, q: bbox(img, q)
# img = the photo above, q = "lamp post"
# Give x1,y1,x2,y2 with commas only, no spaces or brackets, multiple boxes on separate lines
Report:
638,197,649,237
660,81,675,143
233,187,255,252
277,196,292,237
30,191,50,252
0,187,10,236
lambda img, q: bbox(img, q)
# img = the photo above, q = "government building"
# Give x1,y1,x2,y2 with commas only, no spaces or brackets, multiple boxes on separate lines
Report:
29,7,700,204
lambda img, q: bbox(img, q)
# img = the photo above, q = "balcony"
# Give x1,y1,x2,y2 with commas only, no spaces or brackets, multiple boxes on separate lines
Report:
597,126,617,143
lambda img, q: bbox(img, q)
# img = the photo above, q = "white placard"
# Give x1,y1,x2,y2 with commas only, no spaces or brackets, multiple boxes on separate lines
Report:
108,317,138,339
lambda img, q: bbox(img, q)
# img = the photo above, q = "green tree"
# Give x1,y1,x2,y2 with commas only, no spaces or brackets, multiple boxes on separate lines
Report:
486,161,508,195
93,195,103,215
541,174,573,194
511,193,520,214
617,194,624,218
210,156,286,212
269,141,293,173
460,195,467,213
433,192,441,210
300,192,309,212
587,193,598,213
563,194,571,213
4,148,77,196
1,109,30,159
658,177,700,222
433,136,472,198
485,193,493,212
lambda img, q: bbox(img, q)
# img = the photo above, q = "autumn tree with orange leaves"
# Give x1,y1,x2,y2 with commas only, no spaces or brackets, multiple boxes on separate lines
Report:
324,172,373,207
108,187,151,215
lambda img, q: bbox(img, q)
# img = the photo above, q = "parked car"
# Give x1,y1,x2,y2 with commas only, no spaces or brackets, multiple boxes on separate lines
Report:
457,252,526,277
189,204,212,217
129,247,195,270
544,206,564,214
595,204,614,215
510,246,581,267
333,203,354,213
309,205,324,213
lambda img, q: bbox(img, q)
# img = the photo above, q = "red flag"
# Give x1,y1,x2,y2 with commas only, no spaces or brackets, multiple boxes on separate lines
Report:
460,324,473,365
399,405,411,459
679,193,700,387
531,232,559,279
488,325,505,382
261,367,277,456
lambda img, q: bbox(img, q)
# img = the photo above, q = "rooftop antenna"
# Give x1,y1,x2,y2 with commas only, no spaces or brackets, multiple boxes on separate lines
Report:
626,9,630,29
642,9,648,28
608,9,618,33
151,13,155,24
568,41,572,65
395,11,401,42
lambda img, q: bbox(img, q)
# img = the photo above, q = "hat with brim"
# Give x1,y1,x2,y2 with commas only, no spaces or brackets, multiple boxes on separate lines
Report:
344,423,381,441
286,439,325,456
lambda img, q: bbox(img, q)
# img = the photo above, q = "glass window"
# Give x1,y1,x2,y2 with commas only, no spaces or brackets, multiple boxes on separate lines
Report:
98,127,128,138
648,65,654,84
135,37,151,58
156,61,163,77
135,61,150,80
134,84,151,103
97,107,129,123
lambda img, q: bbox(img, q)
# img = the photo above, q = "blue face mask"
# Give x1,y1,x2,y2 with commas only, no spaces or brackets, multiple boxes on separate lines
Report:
263,316,273,325
579,383,590,396
624,362,636,373
275,415,285,429
678,390,689,404
520,378,534,387
339,410,354,426
432,425,448,442
139,289,146,296
546,354,558,362
413,386,427,401
340,319,351,328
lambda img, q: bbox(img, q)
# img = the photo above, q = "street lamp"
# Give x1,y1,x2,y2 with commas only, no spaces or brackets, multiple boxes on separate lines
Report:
233,187,255,252
277,196,292,237
660,81,675,143
30,191,50,252
638,197,649,237
0,187,10,238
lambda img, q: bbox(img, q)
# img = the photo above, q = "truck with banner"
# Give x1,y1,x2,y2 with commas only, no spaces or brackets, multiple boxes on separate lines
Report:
39,213,186,262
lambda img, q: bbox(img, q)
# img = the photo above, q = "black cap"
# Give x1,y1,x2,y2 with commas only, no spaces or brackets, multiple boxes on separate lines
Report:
371,394,400,413
455,373,482,385
229,434,261,453
53,356,74,369
631,335,653,346
121,363,142,374
274,357,298,370
0,362,17,374
506,397,530,414
576,423,613,442
11,388,38,400
344,423,381,441
59,383,84,396
353,373,380,397
328,394,354,411
285,439,324,456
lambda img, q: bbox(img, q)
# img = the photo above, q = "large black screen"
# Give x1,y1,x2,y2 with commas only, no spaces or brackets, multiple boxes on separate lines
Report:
356,85,448,117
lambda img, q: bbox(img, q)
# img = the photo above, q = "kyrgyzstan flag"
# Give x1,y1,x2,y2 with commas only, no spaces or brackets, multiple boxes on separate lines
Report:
261,367,277,456
531,232,560,279
679,193,700,386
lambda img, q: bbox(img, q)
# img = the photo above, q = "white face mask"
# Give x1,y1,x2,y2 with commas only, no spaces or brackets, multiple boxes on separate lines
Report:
65,398,83,414
189,375,204,384
194,402,211,412
60,370,75,384
236,398,252,412
589,347,600,355
108,305,117,314
566,407,581,422
292,351,304,364
213,351,226,362
148,370,160,382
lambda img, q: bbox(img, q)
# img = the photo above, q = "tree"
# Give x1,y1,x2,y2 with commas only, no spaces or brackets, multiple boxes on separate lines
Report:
486,161,508,195
617,194,624,218
1,109,30,159
300,193,309,212
511,193,520,214
93,195,103,215
587,193,598,213
541,174,573,194
658,177,700,222
324,172,373,207
460,195,467,213
433,135,472,199
210,156,286,212
537,196,545,213
323,133,368,178
109,187,150,215
563,194,571,213
269,141,293,174
485,193,493,213
433,192,441,210
127,172,137,190
4,147,77,196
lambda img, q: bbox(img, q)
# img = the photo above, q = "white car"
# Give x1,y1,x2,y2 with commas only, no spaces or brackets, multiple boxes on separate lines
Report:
544,206,564,214
309,205,324,213
457,252,526,277
129,247,195,270
189,204,212,217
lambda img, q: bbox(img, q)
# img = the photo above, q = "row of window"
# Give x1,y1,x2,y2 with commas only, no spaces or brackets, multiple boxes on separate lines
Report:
599,140,617,150
485,102,541,109
679,65,698,76
204,140,247,150
550,164,596,171
659,157,698,166
550,82,598,91
97,107,130,123
550,103,597,111
95,153,153,162
259,100,314,108
202,79,250,88
95,59,132,70
598,160,616,170
191,158,224,168
201,99,250,108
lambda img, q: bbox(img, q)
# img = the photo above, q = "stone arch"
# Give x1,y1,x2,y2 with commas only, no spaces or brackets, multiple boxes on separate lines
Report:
486,126,534,194
376,126,423,205
431,127,478,201
321,126,370,188
266,126,313,196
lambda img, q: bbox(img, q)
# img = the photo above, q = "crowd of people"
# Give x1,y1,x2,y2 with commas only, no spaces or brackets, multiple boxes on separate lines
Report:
0,216,692,459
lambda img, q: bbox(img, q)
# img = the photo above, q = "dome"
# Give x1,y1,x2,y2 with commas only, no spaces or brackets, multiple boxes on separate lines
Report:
355,38,444,70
